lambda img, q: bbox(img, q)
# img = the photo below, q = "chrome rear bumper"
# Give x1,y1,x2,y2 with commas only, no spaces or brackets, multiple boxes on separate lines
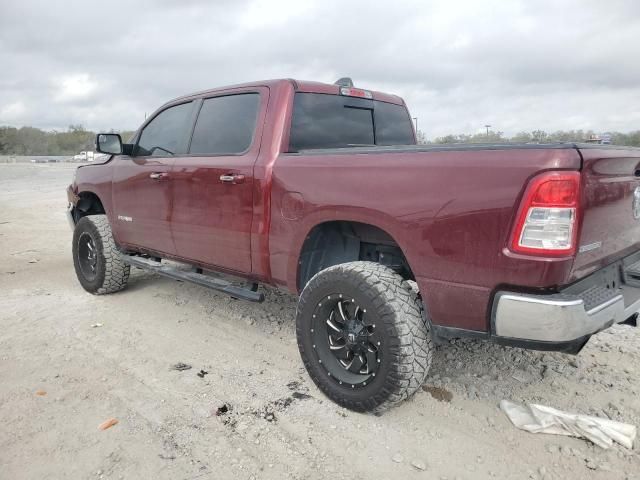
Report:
493,285,640,343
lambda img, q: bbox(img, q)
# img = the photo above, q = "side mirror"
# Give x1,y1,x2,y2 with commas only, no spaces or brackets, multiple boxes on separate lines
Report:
96,133,123,155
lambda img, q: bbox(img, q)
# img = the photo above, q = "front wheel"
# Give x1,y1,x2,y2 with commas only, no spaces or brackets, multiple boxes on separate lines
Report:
296,261,433,412
72,214,130,294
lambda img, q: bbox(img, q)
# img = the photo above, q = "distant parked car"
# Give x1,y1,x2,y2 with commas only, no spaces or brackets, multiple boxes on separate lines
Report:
92,153,110,163
73,151,95,162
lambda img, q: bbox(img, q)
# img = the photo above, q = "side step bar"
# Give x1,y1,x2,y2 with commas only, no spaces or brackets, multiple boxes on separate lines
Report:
623,258,640,287
123,256,265,302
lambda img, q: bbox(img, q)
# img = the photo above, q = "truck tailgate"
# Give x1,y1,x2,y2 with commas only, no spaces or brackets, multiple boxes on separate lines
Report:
571,146,640,281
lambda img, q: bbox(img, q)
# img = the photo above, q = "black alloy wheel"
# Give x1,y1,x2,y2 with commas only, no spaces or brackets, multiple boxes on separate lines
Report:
77,232,98,281
311,295,381,388
296,262,433,412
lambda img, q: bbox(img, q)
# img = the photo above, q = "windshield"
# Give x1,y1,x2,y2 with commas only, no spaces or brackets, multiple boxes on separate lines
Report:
289,92,415,151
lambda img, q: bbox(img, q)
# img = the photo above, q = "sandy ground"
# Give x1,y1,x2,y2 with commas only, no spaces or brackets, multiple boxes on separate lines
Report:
0,163,639,480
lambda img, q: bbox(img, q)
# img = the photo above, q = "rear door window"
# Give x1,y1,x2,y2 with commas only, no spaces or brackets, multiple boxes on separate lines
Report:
135,101,194,156
189,93,260,155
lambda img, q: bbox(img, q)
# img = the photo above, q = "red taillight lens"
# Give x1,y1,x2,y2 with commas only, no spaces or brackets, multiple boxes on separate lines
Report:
510,171,580,256
531,178,579,206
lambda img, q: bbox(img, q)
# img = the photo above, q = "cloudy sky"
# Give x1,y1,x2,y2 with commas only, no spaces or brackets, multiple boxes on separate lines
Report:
1,0,639,138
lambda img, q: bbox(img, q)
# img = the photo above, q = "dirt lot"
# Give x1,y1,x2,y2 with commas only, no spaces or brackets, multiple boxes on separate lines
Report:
1,163,639,480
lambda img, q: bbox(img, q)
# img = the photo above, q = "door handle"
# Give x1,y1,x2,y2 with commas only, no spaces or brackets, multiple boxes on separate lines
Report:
149,172,168,180
220,174,245,184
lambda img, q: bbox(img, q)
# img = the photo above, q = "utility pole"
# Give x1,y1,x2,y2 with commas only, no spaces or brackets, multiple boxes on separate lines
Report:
485,124,491,137
413,117,418,133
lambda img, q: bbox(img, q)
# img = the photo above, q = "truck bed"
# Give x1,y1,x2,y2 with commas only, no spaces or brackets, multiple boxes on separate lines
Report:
271,143,586,332
296,142,582,155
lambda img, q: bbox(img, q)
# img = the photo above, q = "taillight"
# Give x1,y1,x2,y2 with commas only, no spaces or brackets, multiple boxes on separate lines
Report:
510,171,580,256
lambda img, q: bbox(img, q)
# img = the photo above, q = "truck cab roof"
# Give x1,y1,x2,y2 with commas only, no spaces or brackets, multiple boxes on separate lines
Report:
169,78,406,107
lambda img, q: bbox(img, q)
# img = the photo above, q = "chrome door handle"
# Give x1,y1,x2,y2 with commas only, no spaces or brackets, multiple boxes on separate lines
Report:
220,174,245,184
149,172,167,180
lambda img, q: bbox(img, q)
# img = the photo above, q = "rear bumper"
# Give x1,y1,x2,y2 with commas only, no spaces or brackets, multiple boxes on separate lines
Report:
493,288,639,341
492,253,640,352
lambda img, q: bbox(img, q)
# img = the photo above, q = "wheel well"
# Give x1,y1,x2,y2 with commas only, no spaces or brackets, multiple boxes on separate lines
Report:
72,192,105,223
297,221,414,290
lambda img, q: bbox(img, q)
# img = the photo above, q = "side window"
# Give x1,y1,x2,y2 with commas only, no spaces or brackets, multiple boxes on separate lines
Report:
189,93,260,155
135,102,193,156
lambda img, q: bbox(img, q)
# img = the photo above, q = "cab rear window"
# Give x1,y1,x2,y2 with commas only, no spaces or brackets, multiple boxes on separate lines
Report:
289,93,415,152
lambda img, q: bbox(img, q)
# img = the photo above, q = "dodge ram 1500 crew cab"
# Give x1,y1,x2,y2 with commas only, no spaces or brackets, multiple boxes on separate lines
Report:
67,78,640,412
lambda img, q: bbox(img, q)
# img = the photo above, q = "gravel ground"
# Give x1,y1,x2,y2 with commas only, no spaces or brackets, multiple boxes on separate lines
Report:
0,163,638,480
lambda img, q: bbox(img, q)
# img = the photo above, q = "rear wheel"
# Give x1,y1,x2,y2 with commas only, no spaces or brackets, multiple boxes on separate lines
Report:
72,215,130,294
296,261,433,412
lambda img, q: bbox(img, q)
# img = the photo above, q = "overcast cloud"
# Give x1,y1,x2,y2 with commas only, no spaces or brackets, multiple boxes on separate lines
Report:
1,0,639,137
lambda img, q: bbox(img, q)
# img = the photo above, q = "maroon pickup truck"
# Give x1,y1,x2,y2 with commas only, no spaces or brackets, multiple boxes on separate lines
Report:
67,78,640,412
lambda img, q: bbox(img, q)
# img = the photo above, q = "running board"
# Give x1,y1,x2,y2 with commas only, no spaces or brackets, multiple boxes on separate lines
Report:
623,258,640,287
123,256,264,302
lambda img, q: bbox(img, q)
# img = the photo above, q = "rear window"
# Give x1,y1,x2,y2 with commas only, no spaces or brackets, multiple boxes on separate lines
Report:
289,93,415,151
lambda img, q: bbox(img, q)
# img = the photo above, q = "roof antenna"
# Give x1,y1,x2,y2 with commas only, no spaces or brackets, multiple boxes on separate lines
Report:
334,77,354,87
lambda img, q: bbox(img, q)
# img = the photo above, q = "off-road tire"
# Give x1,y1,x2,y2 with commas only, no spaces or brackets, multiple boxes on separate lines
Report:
296,261,433,412
72,214,130,294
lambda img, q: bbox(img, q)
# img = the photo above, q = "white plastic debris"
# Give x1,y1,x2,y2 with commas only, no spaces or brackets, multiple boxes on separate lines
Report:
500,400,636,449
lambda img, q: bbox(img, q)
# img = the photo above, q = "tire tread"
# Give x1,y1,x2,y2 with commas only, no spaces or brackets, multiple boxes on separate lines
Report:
297,261,433,412
73,214,130,294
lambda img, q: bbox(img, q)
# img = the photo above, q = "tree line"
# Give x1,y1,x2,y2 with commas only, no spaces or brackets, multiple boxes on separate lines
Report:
1,124,639,155
0,125,135,156
419,129,640,146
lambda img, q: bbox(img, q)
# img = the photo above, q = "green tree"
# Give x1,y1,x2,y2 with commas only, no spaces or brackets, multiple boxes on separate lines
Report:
511,131,533,143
